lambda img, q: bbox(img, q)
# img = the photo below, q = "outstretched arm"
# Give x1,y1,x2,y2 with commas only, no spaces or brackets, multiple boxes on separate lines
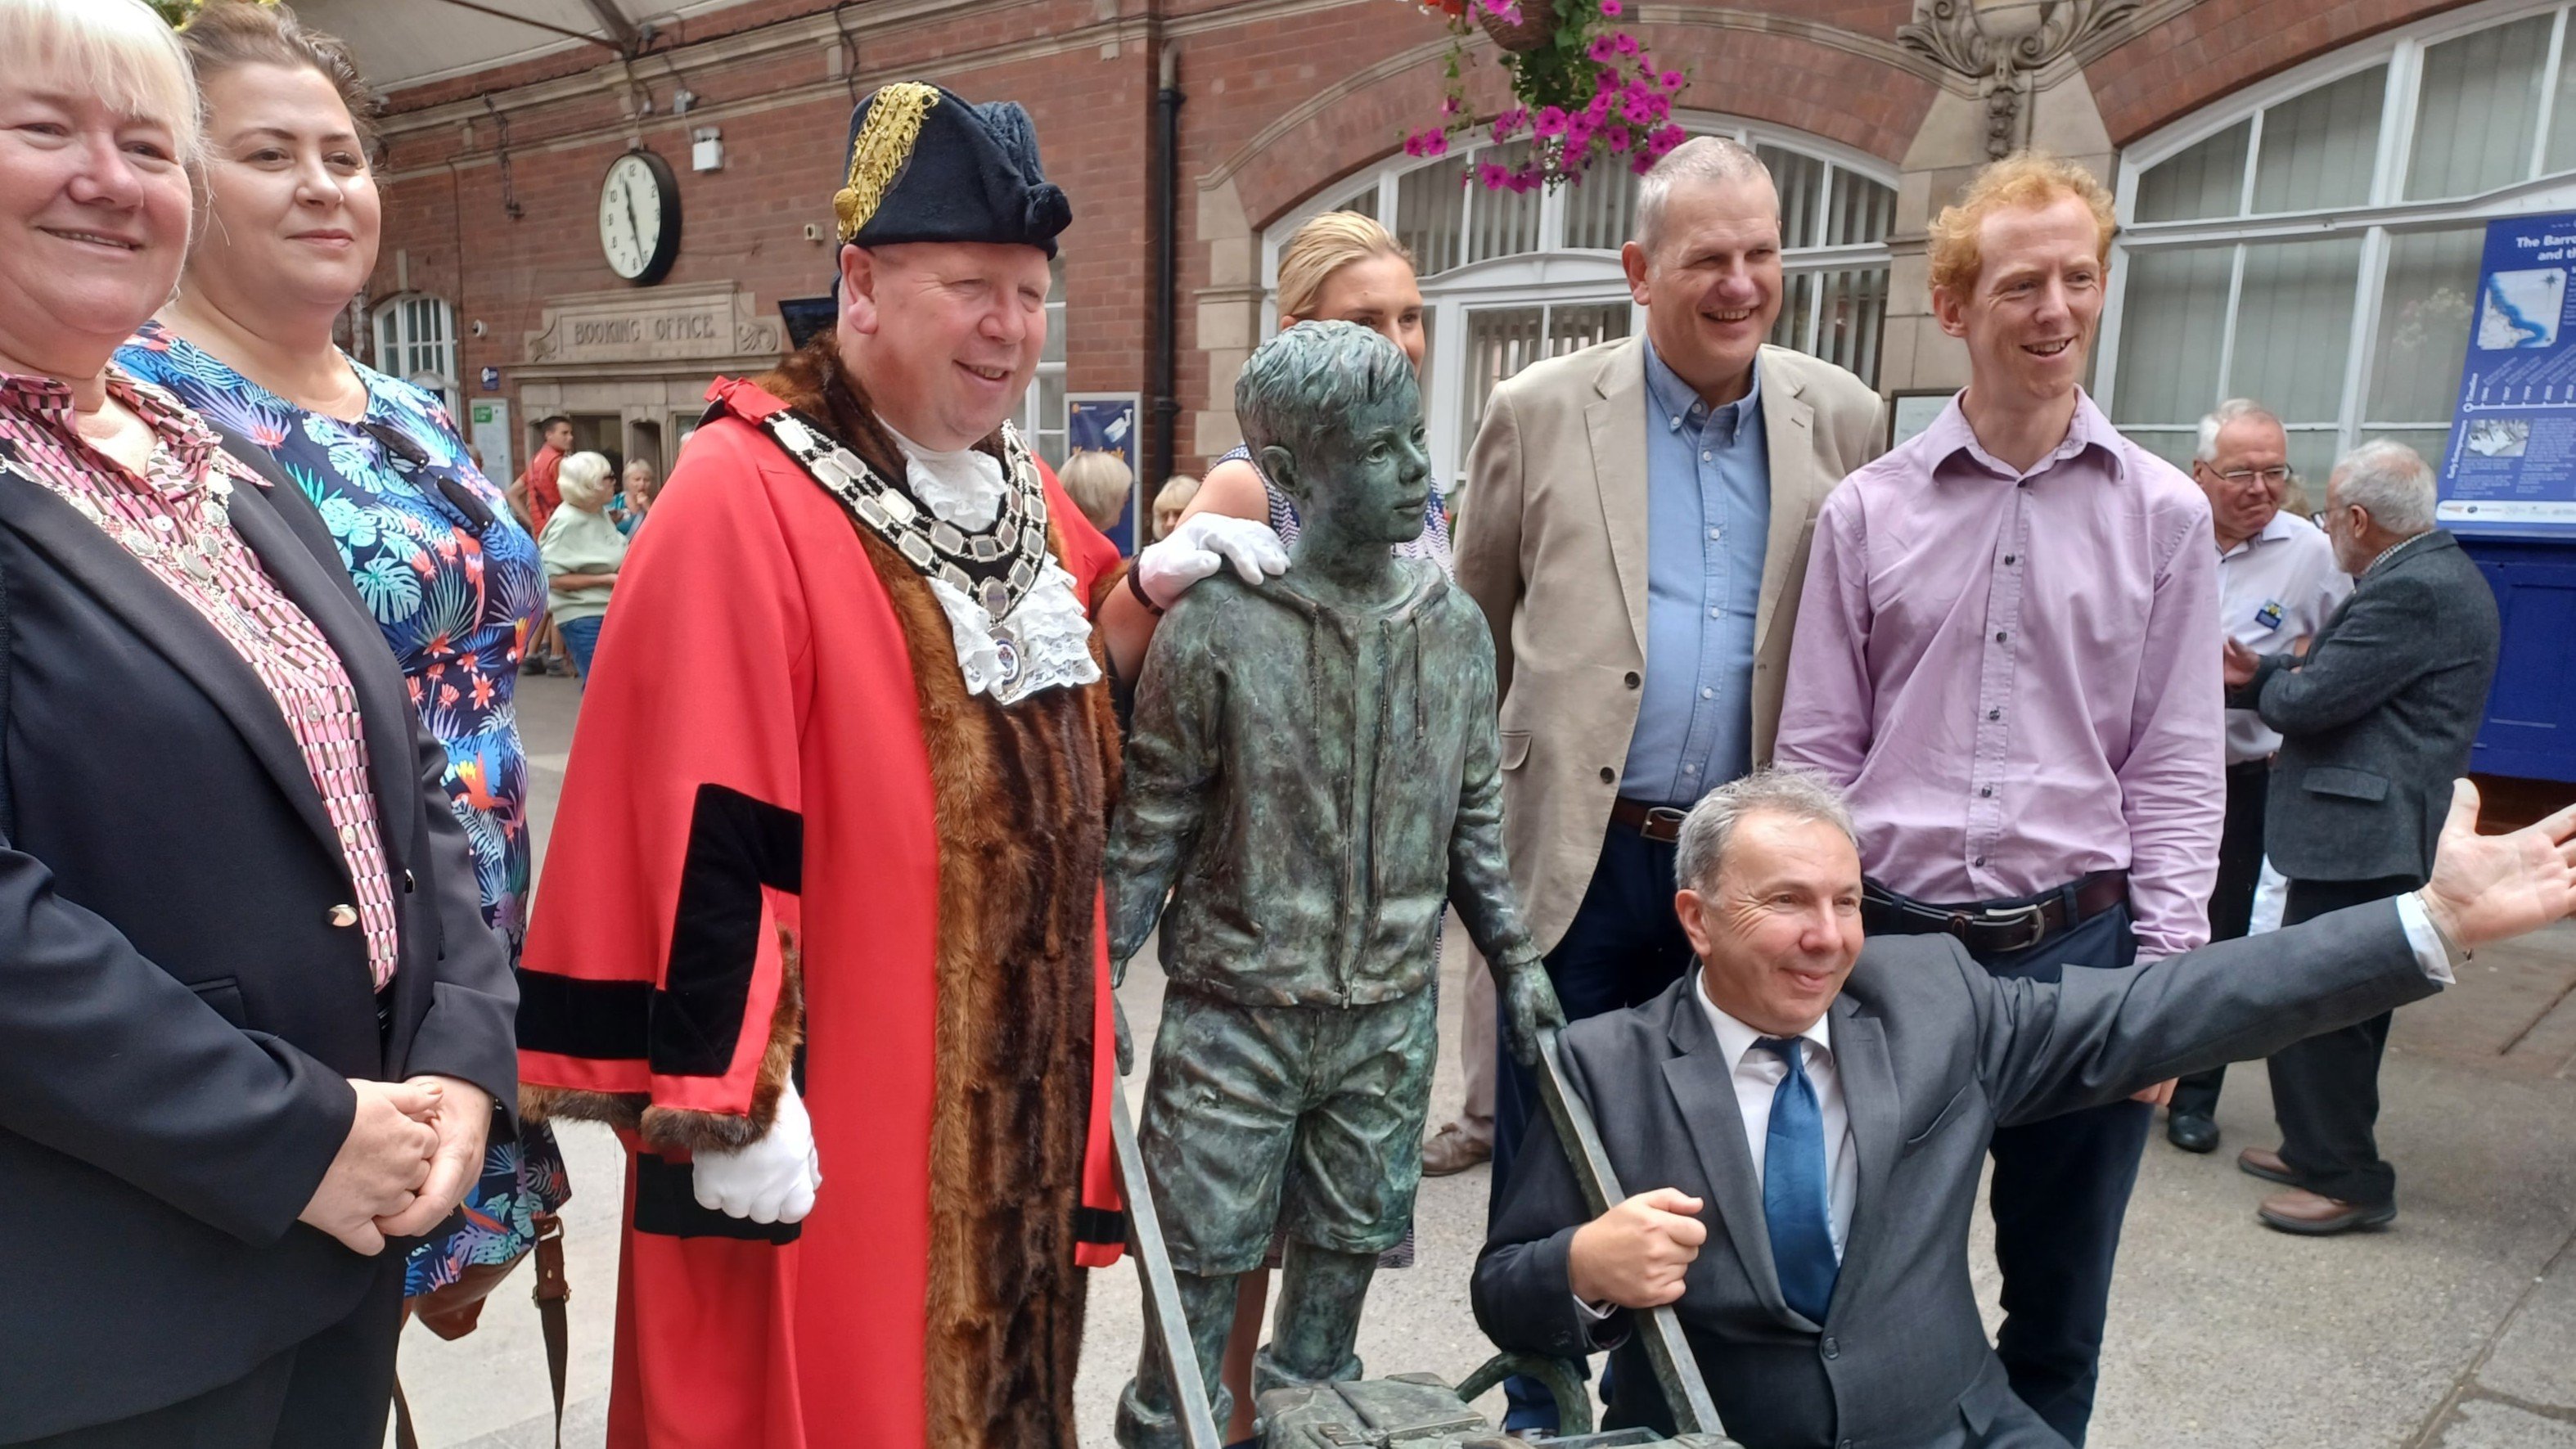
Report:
1983,781,2576,1125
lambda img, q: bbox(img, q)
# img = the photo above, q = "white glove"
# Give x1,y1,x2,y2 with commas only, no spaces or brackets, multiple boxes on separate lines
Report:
1134,511,1288,610
691,1080,822,1225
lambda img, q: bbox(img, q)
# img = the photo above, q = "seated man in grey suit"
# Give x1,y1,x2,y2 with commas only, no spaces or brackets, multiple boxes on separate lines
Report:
1475,768,2574,1447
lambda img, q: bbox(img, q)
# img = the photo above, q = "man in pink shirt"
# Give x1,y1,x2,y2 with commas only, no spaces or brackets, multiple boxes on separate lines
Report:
1776,153,2223,1447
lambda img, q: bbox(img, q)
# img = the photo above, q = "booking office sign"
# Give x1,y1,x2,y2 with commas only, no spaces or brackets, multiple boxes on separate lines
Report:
2442,214,2576,536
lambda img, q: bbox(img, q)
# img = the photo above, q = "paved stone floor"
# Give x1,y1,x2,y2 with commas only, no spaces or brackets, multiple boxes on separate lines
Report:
399,674,2576,1447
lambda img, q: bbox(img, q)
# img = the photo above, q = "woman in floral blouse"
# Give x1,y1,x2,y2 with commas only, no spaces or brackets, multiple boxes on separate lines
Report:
116,0,568,1307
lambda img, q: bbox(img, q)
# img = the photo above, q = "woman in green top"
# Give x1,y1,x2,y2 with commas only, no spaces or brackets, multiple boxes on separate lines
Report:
537,451,626,684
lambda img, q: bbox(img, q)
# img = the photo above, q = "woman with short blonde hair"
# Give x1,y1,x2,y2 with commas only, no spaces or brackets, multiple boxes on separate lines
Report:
1,1,519,1441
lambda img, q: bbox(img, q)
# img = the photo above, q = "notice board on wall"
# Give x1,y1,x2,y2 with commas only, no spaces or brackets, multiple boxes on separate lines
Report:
2440,214,2576,537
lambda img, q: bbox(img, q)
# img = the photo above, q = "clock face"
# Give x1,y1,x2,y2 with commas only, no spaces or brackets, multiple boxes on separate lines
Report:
599,151,680,285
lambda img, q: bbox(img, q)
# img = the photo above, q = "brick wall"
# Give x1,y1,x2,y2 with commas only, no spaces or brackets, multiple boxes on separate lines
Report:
370,0,1941,475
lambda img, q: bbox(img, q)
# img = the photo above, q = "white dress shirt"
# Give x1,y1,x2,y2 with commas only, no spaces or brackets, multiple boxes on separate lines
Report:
2218,511,2349,765
1694,975,1855,1261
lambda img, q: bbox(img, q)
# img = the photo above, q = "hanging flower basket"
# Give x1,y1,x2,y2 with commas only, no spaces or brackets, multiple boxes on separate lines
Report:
1401,0,1689,191
1477,5,1558,52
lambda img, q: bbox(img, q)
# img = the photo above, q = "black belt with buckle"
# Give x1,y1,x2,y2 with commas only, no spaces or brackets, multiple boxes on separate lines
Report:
1610,797,1693,844
1862,870,2129,955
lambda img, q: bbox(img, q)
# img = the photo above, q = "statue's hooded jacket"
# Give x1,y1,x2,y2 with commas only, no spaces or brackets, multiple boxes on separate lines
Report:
515,336,1127,1448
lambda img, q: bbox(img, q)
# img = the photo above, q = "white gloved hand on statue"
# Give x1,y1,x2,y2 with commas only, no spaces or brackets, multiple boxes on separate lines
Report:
691,1079,822,1224
1133,511,1288,610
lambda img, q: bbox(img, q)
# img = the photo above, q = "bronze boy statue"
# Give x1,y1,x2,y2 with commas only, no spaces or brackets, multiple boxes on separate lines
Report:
1109,320,1564,1445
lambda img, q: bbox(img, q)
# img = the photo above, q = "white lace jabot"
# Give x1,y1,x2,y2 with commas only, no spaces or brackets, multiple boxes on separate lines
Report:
883,423,1101,704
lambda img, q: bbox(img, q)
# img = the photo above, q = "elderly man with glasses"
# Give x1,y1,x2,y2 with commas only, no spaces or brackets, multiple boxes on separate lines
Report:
2163,400,2350,1154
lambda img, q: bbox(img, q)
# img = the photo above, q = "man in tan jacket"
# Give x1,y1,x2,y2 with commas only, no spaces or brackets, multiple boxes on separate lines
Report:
1452,134,1884,1432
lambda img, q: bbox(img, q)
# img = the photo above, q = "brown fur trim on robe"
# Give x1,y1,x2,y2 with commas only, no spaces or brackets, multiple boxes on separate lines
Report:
758,338,1116,1449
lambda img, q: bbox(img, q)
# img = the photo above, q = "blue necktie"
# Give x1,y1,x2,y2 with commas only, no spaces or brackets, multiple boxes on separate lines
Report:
1756,1036,1840,1325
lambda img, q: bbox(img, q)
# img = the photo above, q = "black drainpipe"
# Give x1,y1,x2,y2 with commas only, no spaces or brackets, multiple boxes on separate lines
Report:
1150,43,1183,491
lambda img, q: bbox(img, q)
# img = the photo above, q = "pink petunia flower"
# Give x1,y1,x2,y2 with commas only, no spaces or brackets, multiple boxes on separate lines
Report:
1533,105,1569,137
1615,33,1638,56
1588,34,1618,61
1599,0,1623,12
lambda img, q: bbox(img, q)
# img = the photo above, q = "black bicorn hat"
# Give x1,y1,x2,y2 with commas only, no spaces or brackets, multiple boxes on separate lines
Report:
834,82,1073,258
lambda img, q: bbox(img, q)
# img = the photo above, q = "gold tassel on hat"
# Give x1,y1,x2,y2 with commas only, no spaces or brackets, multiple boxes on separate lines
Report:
834,82,941,243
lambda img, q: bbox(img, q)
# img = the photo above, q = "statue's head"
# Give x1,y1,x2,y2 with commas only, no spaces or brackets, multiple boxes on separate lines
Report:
1235,320,1429,550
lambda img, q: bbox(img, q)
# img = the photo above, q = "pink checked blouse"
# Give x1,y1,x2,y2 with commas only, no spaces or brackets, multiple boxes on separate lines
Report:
0,367,403,987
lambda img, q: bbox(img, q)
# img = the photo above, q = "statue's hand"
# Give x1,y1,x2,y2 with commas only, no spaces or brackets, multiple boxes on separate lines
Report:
2421,778,2576,951
1501,959,1565,1069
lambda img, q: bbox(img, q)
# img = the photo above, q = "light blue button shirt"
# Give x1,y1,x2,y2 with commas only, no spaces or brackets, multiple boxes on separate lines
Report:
1619,342,1770,805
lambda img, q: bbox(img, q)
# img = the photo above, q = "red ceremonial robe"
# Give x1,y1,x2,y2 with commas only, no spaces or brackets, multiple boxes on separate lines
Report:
518,340,1125,1448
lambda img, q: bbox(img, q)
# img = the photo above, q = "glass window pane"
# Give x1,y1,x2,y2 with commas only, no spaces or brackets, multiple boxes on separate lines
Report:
1563,160,1640,253
2253,65,2385,213
1825,171,1895,247
2367,227,2484,425
1468,142,1542,263
1037,371,1066,468
2281,430,2344,498
1816,267,1889,385
2361,427,2456,483
2135,120,2249,223
2124,427,2198,473
2228,236,2362,425
2546,21,2576,173
2407,16,2551,200
1463,306,1546,436
1769,272,1818,354
1759,144,1826,250
2110,245,2233,425
1547,301,1632,354
1395,153,1468,277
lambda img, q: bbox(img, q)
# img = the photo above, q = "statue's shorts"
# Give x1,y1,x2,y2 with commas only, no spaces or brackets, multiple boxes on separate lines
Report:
1135,985,1438,1276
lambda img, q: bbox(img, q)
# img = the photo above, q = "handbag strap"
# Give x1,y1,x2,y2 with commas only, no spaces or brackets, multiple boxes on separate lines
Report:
390,1213,570,1447
533,1210,570,1449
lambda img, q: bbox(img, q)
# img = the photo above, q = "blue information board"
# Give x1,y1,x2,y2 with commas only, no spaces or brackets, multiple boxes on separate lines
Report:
1068,394,1141,556
2439,214,2576,537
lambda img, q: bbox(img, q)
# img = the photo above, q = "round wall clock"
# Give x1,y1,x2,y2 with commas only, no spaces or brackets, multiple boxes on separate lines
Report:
599,149,682,286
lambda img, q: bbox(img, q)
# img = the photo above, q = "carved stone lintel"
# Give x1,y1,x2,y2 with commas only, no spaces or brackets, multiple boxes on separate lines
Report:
1896,0,2141,159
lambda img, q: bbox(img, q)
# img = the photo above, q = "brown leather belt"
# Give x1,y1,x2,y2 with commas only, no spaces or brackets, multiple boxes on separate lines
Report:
1610,797,1693,844
1862,870,2129,956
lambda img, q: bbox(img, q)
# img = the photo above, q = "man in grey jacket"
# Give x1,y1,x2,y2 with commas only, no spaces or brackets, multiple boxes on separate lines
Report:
2222,439,2501,1234
1474,767,2569,1447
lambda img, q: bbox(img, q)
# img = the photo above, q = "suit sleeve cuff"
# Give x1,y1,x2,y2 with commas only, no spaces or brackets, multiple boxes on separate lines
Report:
2395,892,2460,985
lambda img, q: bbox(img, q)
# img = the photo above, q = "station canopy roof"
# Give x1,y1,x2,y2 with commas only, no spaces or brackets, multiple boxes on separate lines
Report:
295,0,749,96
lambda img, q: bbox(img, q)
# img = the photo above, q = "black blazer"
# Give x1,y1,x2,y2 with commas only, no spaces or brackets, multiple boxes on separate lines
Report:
2232,529,2500,885
0,441,516,1441
1473,904,2439,1449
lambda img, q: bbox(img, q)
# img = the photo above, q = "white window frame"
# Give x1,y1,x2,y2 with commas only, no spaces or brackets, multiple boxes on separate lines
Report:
1020,254,1070,467
1259,112,1899,489
2097,0,2576,470
370,293,460,416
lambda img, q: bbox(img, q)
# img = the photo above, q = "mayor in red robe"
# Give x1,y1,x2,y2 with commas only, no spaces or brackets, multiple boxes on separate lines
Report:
514,83,1131,1447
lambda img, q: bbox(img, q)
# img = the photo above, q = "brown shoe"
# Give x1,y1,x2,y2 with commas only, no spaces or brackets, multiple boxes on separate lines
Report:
2258,1187,2396,1235
1421,1121,1492,1177
2237,1145,2298,1186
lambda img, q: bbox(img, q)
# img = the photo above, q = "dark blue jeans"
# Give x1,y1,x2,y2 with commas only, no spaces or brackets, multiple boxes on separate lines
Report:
1970,902,2150,1449
1488,822,1699,1431
557,614,604,687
